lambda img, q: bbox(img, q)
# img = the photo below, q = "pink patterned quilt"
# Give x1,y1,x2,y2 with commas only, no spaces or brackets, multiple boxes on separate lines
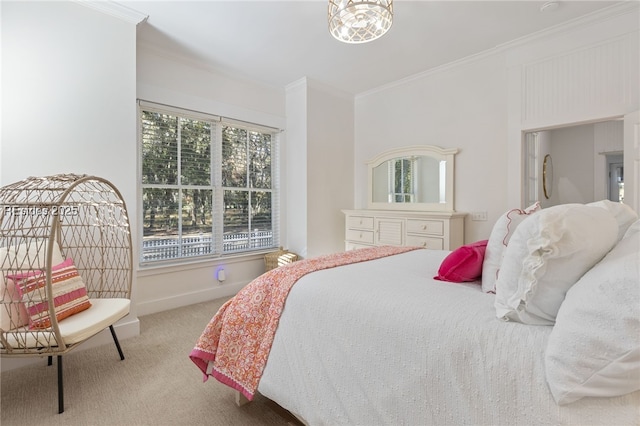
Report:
189,245,419,400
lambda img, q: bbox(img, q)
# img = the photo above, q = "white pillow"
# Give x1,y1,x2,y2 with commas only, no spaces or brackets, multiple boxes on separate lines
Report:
481,202,540,293
545,219,640,405
494,204,618,325
587,200,638,241
0,240,63,270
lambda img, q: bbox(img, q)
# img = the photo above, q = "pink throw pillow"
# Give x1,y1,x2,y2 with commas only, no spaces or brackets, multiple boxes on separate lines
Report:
434,240,488,283
8,258,91,329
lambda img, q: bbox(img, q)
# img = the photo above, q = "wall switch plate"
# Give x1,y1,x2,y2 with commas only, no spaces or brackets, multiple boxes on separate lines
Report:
471,211,488,221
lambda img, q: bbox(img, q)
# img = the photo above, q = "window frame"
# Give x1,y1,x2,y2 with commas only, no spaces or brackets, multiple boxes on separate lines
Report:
137,100,280,266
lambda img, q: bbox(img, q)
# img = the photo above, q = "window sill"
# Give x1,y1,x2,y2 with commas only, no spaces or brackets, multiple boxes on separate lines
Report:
136,249,276,277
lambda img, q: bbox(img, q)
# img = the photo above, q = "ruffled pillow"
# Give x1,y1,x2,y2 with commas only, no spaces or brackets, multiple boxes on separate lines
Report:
481,202,540,293
494,204,618,325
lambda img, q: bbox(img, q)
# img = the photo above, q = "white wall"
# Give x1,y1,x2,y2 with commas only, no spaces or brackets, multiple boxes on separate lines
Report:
285,80,308,257
1,0,141,370
285,79,354,258
549,124,595,206
137,45,286,129
2,2,137,195
307,83,354,257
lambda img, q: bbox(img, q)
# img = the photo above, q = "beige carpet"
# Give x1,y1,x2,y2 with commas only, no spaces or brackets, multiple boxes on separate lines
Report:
1,297,301,426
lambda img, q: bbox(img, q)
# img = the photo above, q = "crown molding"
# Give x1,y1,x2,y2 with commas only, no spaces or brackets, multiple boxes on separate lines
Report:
73,1,148,25
357,2,639,99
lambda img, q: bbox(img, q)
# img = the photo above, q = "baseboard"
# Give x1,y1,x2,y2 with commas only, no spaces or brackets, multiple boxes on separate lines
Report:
135,280,248,317
1,317,140,372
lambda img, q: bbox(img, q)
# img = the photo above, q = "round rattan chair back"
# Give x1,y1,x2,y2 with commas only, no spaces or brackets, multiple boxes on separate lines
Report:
0,174,132,357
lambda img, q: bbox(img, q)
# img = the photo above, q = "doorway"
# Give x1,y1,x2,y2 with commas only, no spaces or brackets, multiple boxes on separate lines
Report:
523,119,624,208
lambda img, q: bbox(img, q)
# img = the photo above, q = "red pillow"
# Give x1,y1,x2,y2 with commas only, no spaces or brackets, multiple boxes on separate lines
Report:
434,240,488,283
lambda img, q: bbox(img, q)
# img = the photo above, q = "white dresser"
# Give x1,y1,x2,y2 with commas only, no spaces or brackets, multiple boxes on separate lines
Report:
342,209,465,251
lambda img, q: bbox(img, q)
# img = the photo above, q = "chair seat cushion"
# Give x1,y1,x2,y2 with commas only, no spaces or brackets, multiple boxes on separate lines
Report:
59,298,130,345
2,298,130,349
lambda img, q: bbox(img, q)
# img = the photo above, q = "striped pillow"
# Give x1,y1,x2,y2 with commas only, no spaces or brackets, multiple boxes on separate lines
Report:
9,258,91,329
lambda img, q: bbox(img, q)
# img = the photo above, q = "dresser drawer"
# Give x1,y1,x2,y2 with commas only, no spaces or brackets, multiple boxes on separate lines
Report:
346,229,375,244
345,242,372,251
347,215,374,230
406,219,444,236
405,235,444,250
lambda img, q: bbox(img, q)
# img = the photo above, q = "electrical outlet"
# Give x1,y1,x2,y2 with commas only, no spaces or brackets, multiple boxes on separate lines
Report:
471,211,488,221
216,267,226,282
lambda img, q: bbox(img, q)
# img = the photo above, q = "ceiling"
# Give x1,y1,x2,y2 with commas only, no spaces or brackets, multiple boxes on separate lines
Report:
121,1,627,95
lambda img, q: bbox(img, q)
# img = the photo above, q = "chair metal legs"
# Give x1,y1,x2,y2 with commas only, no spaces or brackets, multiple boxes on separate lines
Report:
51,325,125,413
109,325,125,361
57,356,64,414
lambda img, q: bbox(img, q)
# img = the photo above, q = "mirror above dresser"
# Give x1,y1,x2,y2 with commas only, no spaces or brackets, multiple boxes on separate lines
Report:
367,145,458,212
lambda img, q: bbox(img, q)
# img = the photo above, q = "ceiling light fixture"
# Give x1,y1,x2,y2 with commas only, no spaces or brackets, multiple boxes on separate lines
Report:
328,0,393,44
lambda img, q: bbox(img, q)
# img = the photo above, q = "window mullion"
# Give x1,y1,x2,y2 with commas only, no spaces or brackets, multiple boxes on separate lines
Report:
246,131,252,248
177,118,183,255
213,123,224,255
210,122,215,255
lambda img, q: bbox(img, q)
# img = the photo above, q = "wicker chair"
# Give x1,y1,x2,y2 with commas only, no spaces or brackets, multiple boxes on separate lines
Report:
0,174,133,413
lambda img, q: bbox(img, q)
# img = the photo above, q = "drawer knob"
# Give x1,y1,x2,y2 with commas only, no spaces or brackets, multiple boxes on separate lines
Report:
422,225,427,230
422,241,427,247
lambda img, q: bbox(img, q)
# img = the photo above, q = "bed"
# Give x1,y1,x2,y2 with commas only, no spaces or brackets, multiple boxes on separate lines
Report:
191,201,640,425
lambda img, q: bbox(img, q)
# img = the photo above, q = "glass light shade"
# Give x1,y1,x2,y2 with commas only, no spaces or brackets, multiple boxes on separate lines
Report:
328,0,393,44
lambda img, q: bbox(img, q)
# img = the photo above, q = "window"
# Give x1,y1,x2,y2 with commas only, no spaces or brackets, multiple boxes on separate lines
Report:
139,102,279,264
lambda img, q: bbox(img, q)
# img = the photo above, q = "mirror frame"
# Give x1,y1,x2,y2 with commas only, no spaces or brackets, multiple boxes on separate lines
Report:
366,145,458,212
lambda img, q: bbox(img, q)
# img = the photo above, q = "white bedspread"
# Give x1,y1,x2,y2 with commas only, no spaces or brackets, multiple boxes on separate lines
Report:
258,249,640,425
